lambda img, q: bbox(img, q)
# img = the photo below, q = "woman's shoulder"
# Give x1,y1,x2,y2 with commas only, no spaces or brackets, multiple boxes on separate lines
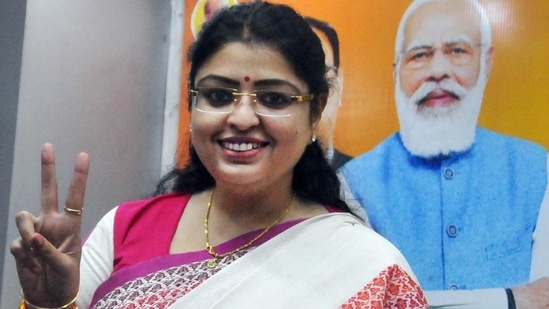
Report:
113,193,192,240
111,193,194,272
116,193,192,217
325,213,411,263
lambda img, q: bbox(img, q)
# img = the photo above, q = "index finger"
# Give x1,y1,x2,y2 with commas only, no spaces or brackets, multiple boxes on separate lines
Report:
64,151,90,221
41,143,59,214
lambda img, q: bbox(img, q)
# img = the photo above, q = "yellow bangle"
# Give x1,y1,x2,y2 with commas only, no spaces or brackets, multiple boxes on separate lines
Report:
20,290,79,309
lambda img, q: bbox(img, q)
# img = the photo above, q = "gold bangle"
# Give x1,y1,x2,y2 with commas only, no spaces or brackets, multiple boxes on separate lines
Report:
21,290,79,309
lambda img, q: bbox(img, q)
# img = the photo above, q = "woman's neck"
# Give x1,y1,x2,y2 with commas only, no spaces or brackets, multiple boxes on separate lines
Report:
209,184,294,229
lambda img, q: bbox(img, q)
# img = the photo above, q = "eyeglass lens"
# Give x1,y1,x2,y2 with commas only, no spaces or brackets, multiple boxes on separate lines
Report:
192,87,311,117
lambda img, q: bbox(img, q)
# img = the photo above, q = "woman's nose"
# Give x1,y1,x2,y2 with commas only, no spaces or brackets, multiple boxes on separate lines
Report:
226,95,260,129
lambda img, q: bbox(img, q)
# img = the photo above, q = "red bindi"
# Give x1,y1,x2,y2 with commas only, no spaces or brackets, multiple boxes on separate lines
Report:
244,76,250,82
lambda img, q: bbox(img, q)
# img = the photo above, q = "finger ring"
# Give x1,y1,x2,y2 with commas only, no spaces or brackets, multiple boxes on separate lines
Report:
64,206,83,216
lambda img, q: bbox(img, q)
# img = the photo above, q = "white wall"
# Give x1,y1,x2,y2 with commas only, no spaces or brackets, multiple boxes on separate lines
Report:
1,1,175,307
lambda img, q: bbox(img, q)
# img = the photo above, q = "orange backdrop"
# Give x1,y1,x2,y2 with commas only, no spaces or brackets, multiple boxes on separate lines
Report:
177,0,549,164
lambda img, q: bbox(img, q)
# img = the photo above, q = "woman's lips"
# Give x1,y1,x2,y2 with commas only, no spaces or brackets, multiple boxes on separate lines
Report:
218,137,269,161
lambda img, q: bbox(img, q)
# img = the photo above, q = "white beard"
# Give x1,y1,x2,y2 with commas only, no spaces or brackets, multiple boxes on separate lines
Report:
395,76,487,158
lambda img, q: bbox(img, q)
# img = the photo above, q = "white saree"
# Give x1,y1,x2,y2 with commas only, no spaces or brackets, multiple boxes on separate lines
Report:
170,213,427,308
80,196,426,309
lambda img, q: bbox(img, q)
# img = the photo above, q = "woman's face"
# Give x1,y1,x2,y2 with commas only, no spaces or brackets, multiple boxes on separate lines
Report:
191,42,319,188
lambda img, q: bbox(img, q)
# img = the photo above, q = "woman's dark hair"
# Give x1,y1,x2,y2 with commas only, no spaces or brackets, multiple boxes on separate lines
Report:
305,16,340,69
156,2,351,213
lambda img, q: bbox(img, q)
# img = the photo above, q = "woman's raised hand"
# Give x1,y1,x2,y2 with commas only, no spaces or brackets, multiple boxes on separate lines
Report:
10,143,90,307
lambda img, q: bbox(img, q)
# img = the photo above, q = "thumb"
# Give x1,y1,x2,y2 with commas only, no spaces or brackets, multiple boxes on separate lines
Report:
30,233,78,272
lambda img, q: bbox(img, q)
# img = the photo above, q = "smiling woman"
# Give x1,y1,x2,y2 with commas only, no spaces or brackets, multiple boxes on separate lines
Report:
189,42,316,188
11,2,427,308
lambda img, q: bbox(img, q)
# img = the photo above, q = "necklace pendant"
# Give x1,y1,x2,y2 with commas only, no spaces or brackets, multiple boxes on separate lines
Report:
207,258,218,268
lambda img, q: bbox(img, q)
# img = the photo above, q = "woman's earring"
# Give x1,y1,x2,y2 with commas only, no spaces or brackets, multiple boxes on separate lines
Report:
311,135,317,143
189,125,192,133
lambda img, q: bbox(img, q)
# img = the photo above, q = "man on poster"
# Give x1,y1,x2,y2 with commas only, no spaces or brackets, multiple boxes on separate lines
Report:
306,16,353,170
341,0,549,307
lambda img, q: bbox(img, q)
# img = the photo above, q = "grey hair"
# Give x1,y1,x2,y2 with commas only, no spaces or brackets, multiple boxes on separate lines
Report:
394,0,492,64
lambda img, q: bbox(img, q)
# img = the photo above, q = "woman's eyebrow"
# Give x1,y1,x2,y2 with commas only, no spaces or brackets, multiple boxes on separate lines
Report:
196,75,240,87
196,76,303,93
254,79,301,92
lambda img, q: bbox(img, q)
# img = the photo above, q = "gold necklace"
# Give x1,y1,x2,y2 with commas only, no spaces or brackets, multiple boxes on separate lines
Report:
204,189,293,268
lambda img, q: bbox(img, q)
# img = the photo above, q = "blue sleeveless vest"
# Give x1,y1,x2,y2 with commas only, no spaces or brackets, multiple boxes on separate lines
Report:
342,127,547,290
